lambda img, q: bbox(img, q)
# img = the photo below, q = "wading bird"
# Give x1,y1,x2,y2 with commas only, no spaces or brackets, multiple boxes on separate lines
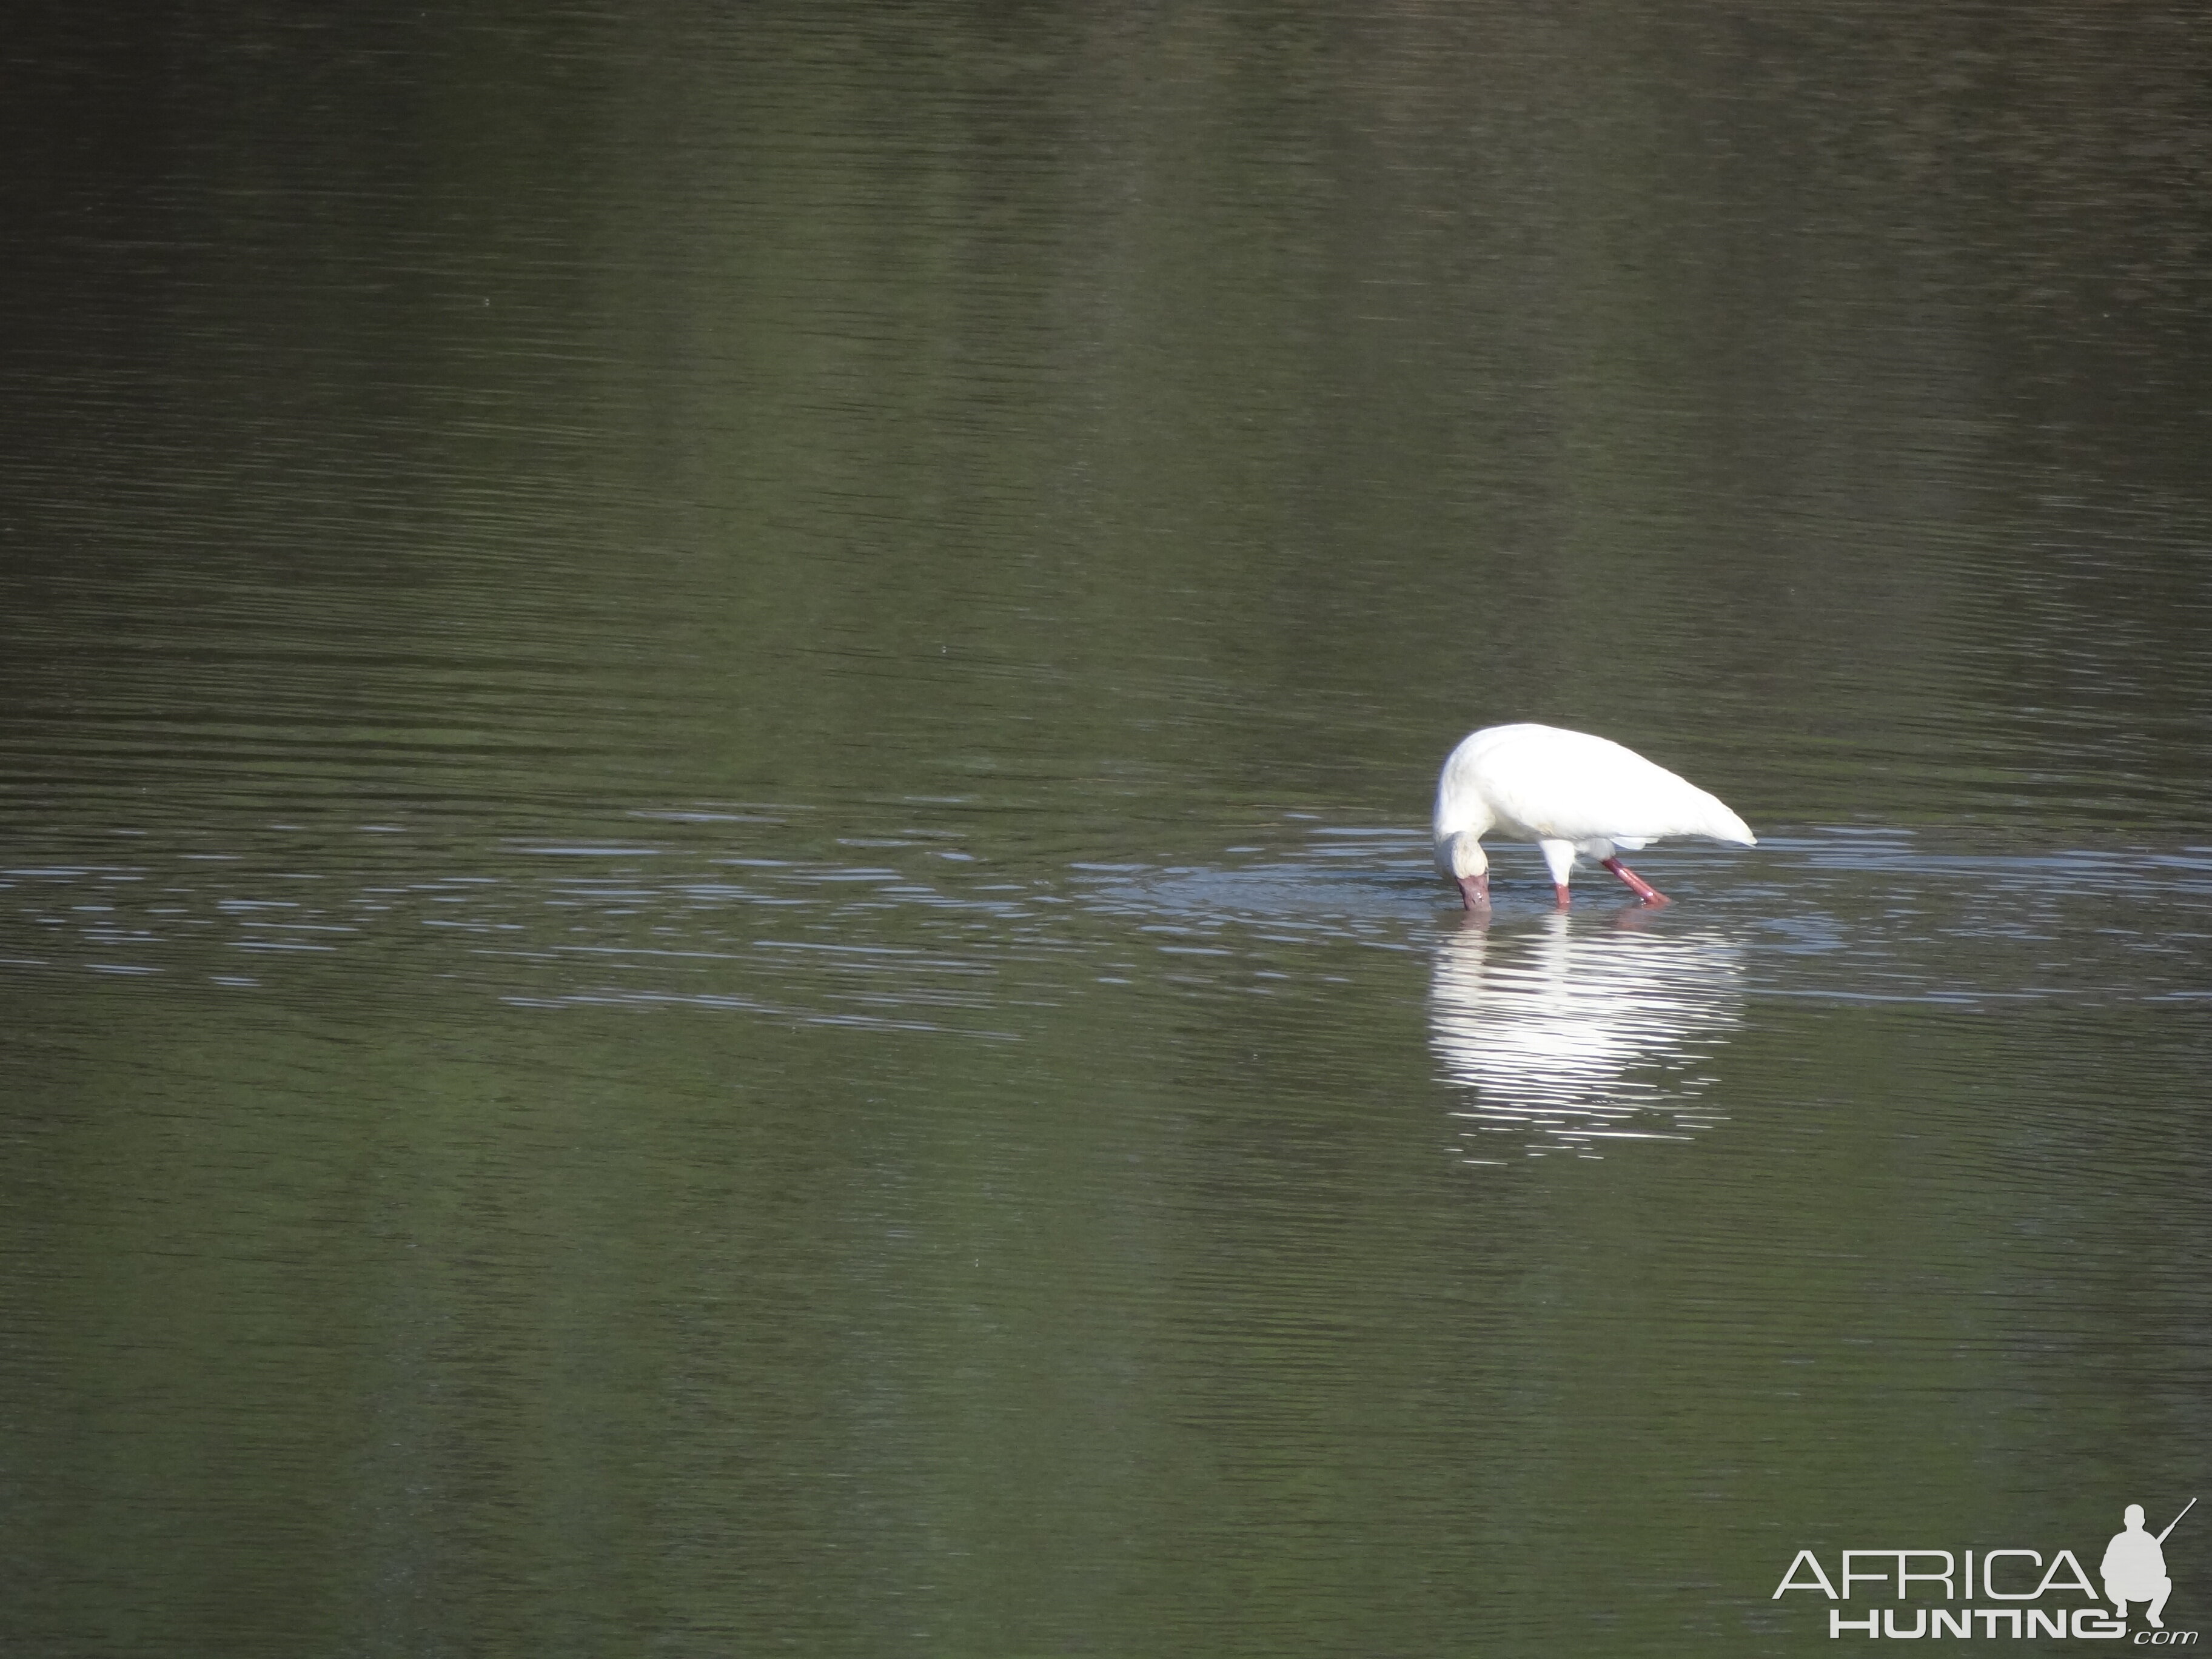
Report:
1434,723,1755,910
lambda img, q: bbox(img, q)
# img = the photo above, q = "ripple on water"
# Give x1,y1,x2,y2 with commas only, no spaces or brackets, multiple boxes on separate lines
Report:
1,821,2206,1062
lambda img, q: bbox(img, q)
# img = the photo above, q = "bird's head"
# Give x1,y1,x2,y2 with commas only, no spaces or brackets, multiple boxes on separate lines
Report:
1441,831,1489,910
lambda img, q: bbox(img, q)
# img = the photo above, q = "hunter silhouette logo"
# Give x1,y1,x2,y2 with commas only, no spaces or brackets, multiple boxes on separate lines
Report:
1773,1496,2197,1641
2105,1500,2191,1631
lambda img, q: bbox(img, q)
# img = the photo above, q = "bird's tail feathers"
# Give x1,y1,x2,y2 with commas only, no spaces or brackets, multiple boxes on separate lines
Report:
1693,792,1756,846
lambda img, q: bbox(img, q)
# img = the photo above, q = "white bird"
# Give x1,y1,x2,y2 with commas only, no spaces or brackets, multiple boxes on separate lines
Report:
1434,723,1755,910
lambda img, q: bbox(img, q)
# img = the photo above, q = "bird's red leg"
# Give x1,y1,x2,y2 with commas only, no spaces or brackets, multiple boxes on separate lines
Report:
1602,857,1669,906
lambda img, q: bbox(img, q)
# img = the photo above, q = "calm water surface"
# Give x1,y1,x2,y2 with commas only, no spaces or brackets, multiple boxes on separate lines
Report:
5,4,2210,1655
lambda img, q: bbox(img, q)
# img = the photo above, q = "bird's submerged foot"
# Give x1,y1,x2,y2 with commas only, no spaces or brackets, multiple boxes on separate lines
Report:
1601,857,1669,906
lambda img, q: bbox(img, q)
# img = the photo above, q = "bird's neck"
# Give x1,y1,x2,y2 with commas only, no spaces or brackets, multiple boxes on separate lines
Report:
1432,772,1495,843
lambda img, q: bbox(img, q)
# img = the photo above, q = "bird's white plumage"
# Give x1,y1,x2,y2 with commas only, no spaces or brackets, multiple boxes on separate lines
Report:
1433,723,1754,901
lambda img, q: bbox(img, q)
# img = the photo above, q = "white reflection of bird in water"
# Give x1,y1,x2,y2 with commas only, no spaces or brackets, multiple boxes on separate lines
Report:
1429,911,1745,1162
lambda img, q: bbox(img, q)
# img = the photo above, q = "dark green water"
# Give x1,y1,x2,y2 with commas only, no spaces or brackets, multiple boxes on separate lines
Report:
4,5,2210,1655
